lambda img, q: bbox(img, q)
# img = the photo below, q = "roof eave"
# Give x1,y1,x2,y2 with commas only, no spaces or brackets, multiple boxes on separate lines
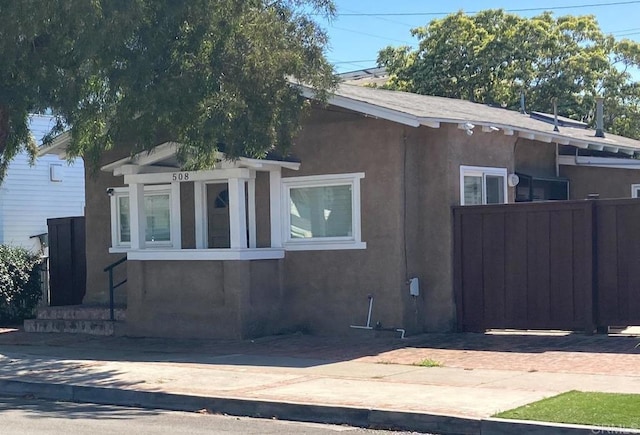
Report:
37,131,71,158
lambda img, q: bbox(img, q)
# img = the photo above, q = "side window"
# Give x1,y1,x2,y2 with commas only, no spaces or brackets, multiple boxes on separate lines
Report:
110,185,175,249
460,166,508,205
281,173,366,251
632,184,640,198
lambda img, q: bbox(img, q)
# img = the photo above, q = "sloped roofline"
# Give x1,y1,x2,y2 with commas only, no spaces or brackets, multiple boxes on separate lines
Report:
39,83,640,158
298,84,640,156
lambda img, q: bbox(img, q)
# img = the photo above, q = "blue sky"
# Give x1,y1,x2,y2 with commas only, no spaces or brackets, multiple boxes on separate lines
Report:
319,0,640,73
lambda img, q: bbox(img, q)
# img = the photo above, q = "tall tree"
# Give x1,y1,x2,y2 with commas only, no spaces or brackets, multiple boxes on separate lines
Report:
0,0,336,178
378,9,640,138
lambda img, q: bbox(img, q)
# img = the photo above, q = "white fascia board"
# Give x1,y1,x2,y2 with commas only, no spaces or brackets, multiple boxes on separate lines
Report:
238,157,301,171
113,164,180,176
126,248,285,261
518,132,536,140
37,131,71,157
587,143,605,151
559,155,640,169
124,168,253,185
535,134,553,143
299,87,420,127
417,119,441,128
569,140,590,149
101,155,133,172
102,142,179,173
131,142,179,166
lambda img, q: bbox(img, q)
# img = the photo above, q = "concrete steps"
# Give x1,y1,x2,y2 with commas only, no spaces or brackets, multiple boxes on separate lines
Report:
24,306,126,336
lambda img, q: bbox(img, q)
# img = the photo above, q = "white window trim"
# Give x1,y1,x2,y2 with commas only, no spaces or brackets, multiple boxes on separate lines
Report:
281,172,366,251
632,184,640,198
460,165,508,205
109,184,179,252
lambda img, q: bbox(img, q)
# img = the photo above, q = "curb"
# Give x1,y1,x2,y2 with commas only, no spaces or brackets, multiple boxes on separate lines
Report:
2,379,639,435
0,379,480,434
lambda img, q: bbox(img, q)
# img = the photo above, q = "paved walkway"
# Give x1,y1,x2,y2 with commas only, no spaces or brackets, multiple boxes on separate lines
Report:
0,328,639,433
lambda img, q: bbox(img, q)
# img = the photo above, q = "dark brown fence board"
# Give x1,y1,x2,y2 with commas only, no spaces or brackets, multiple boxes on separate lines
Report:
504,211,528,325
528,211,552,326
481,212,506,326
597,200,640,326
549,209,574,324
595,203,618,324
453,200,600,332
460,212,485,330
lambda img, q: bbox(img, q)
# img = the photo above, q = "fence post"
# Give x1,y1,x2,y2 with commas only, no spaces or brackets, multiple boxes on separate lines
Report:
586,199,598,334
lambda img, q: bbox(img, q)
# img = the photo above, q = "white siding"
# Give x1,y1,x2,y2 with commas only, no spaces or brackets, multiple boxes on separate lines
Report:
0,115,85,251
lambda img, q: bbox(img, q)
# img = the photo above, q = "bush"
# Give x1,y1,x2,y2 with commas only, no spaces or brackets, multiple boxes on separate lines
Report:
0,245,42,324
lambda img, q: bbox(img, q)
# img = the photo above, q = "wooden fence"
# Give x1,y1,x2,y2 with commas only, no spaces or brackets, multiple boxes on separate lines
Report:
454,199,640,332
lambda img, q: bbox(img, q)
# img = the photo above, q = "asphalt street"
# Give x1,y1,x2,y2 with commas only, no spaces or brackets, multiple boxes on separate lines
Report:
0,396,432,435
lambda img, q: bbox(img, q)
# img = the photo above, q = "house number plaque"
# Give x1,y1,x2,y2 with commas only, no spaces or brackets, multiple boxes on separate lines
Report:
172,172,190,181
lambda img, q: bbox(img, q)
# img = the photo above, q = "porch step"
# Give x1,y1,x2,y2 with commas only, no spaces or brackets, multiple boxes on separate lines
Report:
35,306,126,322
23,319,118,336
24,305,126,336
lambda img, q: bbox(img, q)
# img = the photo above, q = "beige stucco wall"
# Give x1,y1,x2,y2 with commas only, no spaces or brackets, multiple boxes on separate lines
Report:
83,148,130,305
281,109,408,334
515,139,557,178
413,124,518,331
561,165,640,199
125,259,284,339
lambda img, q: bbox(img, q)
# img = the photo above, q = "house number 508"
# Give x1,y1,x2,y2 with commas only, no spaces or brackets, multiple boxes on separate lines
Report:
172,172,189,181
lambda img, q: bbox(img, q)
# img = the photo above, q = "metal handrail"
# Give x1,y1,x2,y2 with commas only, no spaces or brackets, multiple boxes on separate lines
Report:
104,256,127,321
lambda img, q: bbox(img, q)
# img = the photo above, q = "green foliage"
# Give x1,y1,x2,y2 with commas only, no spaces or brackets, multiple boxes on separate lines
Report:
0,245,42,324
494,391,640,429
0,0,337,179
378,9,640,139
412,358,443,367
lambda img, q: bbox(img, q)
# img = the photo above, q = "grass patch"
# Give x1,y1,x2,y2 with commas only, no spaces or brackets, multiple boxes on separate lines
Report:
412,358,442,367
494,391,640,429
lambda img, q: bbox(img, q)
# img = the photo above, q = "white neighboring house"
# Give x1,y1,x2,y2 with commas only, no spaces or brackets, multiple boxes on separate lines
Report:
0,115,85,253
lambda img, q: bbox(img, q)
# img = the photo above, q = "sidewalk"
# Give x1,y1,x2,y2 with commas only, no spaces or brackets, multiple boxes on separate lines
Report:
0,327,639,434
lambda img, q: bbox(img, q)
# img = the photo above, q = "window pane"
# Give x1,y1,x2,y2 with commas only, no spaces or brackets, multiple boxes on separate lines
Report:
289,185,352,238
485,175,505,204
118,196,130,243
463,175,483,205
145,194,170,242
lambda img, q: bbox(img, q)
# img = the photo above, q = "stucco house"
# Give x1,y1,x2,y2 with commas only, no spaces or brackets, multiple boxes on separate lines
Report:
37,84,640,338
1,115,84,253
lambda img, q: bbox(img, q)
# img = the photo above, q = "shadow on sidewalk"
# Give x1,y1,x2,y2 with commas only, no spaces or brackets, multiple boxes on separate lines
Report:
0,327,638,368
0,395,161,420
0,350,142,390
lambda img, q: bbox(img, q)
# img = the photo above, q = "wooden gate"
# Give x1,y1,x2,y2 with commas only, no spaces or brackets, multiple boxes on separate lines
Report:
596,200,640,327
454,199,640,332
47,216,86,306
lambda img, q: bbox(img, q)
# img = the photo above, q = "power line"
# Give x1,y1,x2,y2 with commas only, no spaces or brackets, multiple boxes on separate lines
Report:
331,59,377,64
329,25,417,45
321,0,640,17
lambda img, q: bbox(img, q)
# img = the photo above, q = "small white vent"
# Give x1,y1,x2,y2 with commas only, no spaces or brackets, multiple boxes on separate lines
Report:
50,164,63,182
